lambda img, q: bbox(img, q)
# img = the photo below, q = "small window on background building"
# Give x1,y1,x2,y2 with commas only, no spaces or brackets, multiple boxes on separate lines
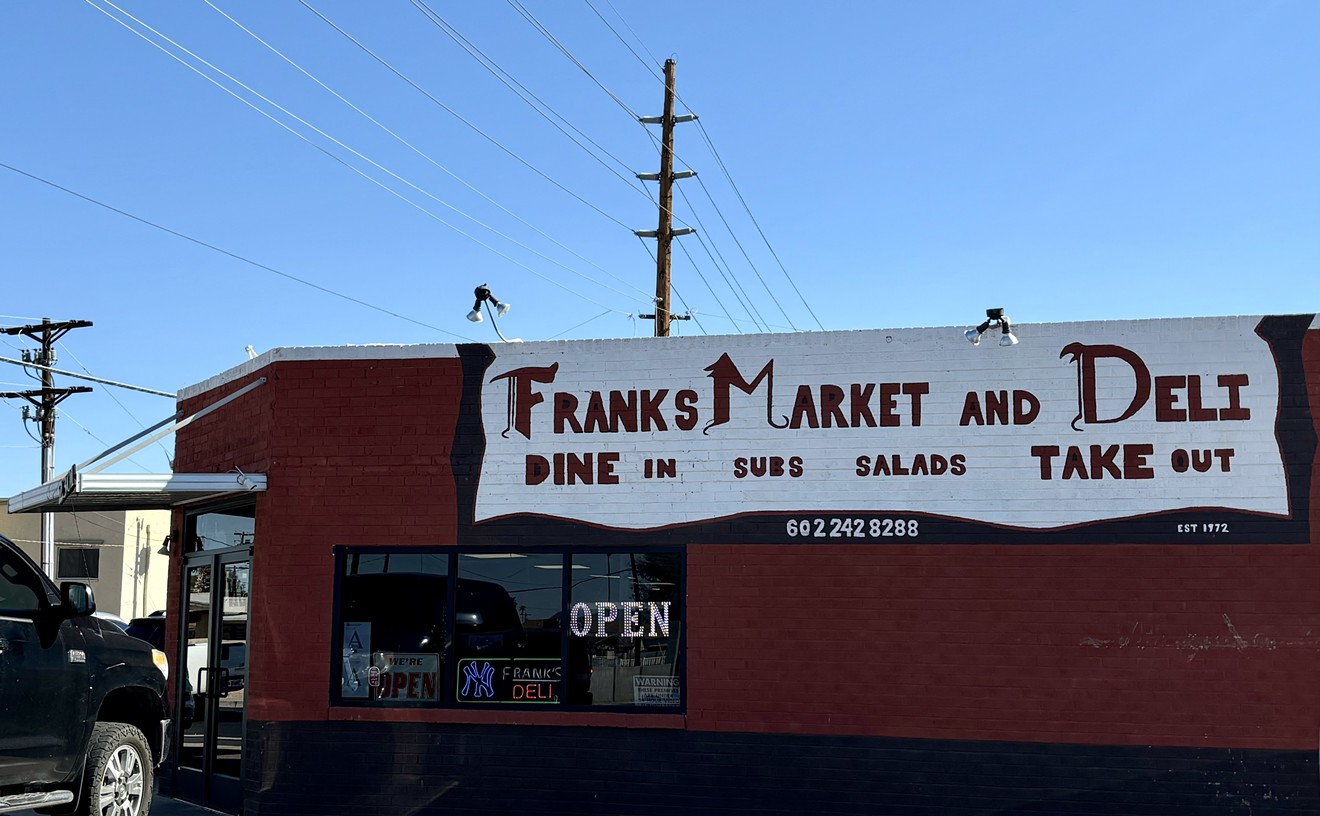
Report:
57,547,100,581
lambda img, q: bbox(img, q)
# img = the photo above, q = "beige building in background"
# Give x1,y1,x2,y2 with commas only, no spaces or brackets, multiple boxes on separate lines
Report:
0,500,170,620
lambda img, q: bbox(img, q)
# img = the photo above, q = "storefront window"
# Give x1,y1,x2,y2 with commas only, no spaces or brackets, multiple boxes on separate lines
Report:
332,548,683,710
571,553,682,708
339,554,448,705
455,553,565,705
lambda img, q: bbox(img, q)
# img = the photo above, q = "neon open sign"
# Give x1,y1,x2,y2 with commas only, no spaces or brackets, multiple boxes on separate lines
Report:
568,601,671,638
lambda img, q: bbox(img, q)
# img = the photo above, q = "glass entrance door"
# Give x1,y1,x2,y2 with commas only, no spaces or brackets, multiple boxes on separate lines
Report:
174,507,253,814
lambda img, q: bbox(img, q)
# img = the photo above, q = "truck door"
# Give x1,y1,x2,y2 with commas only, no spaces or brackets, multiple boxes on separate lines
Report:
0,544,89,786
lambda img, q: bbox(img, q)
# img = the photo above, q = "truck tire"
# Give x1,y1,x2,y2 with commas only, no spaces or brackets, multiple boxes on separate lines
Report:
76,722,154,816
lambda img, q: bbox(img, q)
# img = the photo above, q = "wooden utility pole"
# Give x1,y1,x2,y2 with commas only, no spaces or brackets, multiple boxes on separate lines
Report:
0,318,93,578
652,59,679,338
636,59,696,337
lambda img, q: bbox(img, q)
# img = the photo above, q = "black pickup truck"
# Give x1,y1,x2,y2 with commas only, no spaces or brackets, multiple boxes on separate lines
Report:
0,534,169,816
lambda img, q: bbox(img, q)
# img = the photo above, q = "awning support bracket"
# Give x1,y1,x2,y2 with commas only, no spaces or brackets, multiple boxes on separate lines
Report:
77,377,267,477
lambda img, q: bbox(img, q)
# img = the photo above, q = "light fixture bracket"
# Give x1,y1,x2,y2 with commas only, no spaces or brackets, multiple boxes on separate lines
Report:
964,307,1018,347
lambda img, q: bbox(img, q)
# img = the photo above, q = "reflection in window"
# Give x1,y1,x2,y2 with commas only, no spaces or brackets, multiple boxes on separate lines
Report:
332,548,682,709
0,552,42,615
571,553,681,708
340,555,448,704
193,509,255,552
455,553,567,705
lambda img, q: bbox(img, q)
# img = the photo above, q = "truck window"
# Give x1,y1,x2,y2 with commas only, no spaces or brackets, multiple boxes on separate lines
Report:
0,554,41,616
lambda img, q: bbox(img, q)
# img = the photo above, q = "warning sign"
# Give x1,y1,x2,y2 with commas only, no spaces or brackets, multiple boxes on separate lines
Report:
633,676,680,706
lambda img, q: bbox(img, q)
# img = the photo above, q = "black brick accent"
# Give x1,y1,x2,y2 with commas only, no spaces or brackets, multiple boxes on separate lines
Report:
238,721,1318,815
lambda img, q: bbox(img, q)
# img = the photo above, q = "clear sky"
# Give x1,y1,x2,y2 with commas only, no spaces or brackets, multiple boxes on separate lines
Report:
1,0,1316,498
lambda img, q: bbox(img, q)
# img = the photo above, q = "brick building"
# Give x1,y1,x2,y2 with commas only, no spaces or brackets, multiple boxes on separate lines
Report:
15,313,1316,814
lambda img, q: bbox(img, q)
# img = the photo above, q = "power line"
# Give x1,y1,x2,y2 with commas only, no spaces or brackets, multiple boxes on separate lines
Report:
411,0,645,192
87,0,634,314
479,16,725,336
1,319,93,577
59,408,154,474
508,2,782,331
674,181,770,331
634,234,711,335
691,172,797,330
547,309,613,340
497,0,690,240
585,0,663,79
505,0,641,121
0,160,474,342
58,341,175,469
637,164,765,333
297,0,636,233
0,357,173,398
409,0,720,336
695,121,825,330
584,0,826,331
669,239,736,334
203,0,651,304
635,102,792,331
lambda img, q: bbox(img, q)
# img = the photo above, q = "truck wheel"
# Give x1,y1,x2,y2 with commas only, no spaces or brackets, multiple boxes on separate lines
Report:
77,722,153,816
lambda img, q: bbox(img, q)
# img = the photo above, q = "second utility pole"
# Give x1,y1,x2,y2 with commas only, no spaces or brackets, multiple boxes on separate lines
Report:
0,318,93,578
636,58,696,337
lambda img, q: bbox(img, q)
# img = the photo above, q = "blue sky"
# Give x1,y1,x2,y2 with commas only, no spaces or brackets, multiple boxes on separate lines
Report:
1,0,1316,498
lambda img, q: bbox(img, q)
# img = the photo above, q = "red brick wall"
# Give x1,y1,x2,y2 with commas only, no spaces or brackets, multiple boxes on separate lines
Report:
685,542,1320,749
174,358,464,722
169,324,1320,751
167,369,273,713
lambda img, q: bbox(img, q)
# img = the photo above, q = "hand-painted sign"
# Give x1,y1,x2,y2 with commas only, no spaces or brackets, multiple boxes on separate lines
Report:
465,315,1314,542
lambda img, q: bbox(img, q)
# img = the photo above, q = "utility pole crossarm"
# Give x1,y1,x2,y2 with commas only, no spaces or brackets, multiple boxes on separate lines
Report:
0,319,93,345
0,386,94,408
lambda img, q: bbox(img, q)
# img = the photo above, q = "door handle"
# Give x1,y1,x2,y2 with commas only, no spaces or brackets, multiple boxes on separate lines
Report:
0,636,8,655
215,668,231,699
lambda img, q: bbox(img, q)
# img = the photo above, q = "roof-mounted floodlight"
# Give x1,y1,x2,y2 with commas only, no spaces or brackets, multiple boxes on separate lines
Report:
466,284,519,342
964,307,1018,347
467,284,510,324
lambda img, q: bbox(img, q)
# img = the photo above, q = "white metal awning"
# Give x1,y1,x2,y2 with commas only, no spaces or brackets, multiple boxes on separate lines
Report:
6,471,266,514
5,376,268,514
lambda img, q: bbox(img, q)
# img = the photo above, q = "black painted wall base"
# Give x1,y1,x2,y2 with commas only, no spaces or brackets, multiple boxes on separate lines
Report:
234,721,1317,816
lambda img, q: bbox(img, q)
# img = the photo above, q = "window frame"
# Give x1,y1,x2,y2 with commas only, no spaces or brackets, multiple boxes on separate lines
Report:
331,545,685,713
